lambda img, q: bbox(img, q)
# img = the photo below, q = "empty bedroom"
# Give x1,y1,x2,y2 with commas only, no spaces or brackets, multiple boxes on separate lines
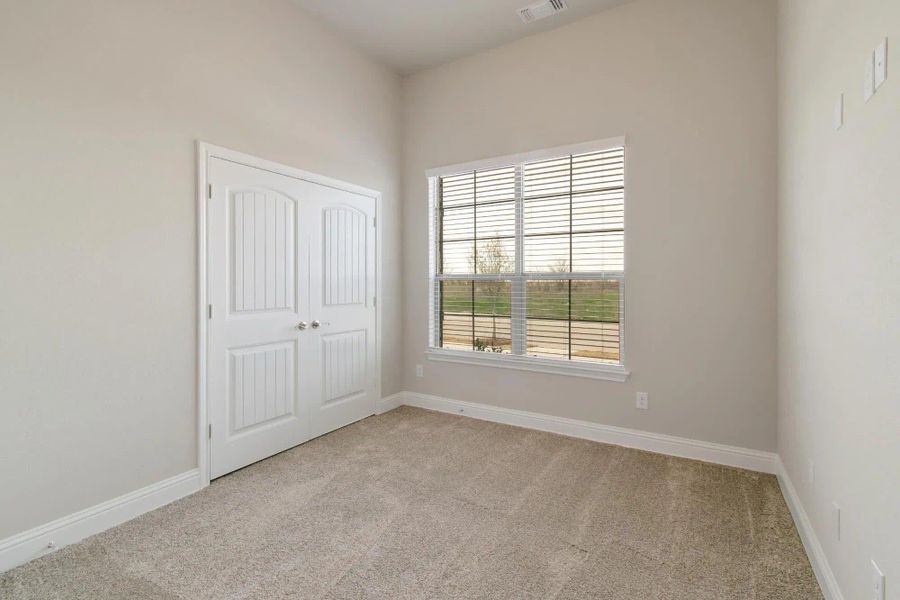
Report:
0,0,897,598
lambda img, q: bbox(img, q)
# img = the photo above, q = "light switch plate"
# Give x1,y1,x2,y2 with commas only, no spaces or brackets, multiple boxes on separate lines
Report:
875,37,888,89
834,93,843,130
865,51,876,101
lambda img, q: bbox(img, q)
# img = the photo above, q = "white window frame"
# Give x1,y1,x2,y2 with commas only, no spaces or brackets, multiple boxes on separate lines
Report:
425,136,629,382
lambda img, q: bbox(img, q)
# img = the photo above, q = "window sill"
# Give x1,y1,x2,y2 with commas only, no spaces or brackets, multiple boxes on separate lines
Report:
425,349,630,382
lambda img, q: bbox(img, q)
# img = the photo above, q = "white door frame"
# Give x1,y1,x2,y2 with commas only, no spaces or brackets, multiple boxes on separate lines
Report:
195,141,383,488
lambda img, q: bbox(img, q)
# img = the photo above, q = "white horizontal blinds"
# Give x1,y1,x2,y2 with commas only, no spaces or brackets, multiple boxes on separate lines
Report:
440,280,474,350
438,166,516,353
521,280,621,363
440,280,513,353
427,176,440,347
439,167,516,274
515,147,624,363
431,144,624,365
522,148,624,272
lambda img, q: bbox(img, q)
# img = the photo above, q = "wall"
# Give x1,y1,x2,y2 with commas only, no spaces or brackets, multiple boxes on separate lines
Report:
778,1,900,597
0,0,401,539
401,0,778,451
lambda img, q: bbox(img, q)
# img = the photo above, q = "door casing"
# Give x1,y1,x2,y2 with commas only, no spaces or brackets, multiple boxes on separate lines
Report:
196,141,383,488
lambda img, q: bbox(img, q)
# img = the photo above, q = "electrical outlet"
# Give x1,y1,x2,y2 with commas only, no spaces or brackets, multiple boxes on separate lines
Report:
415,364,424,378
833,502,841,541
834,93,843,130
874,37,888,89
636,392,649,410
871,560,885,600
865,51,876,101
807,459,815,484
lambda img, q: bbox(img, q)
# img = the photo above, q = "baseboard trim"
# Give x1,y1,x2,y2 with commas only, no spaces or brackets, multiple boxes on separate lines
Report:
376,392,404,415
390,391,777,474
776,459,844,600
0,469,201,573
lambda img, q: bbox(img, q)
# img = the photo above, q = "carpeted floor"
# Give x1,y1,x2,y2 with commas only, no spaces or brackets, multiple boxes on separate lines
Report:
1,406,822,599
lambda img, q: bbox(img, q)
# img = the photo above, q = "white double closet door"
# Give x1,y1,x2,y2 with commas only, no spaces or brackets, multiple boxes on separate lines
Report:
207,157,377,479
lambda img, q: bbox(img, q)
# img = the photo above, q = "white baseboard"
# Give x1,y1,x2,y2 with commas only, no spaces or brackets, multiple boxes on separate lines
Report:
0,469,201,574
387,391,778,474
376,392,404,415
776,459,844,600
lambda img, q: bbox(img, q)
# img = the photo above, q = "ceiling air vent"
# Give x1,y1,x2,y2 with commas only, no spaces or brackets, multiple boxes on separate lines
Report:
518,0,568,24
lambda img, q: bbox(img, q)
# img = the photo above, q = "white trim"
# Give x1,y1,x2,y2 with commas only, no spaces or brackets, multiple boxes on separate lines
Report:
776,459,844,600
196,142,384,487
0,470,201,573
196,142,210,488
389,391,777,473
204,143,381,198
426,349,629,382
376,392,405,415
426,136,626,178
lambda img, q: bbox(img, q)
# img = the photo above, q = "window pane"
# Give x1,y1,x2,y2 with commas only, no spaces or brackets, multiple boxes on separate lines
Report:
572,149,624,192
475,237,515,274
473,280,511,353
571,280,621,363
571,189,624,233
440,280,473,350
475,200,515,239
572,231,624,272
524,156,570,198
524,194,569,235
476,166,516,203
440,280,511,354
524,279,621,363
441,240,473,274
440,173,474,208
524,234,569,272
441,205,473,242
525,280,570,359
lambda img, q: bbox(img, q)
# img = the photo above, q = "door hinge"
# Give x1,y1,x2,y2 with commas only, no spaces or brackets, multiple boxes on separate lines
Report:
372,216,376,227
207,183,213,199
208,304,213,319
373,296,377,307
208,423,212,439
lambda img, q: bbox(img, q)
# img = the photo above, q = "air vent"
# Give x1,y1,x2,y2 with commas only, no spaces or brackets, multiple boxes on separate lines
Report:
518,0,568,23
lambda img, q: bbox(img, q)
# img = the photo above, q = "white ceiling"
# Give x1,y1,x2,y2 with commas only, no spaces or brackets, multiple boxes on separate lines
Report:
292,0,633,74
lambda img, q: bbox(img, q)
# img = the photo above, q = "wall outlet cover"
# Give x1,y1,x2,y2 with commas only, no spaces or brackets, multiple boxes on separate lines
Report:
871,560,885,600
636,392,649,410
875,37,888,89
833,501,841,540
834,93,843,130
865,51,876,101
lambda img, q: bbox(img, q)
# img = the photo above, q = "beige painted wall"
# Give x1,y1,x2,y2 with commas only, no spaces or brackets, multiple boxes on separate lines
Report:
401,0,778,452
778,1,900,597
0,0,402,538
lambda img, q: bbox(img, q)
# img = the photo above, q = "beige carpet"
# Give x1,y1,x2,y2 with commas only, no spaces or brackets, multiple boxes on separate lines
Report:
1,406,821,599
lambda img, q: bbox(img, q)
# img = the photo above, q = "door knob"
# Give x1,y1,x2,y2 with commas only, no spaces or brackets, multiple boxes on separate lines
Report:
296,321,308,330
311,320,321,329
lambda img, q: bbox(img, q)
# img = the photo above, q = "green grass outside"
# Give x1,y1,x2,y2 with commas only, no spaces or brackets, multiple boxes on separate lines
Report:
441,282,620,323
